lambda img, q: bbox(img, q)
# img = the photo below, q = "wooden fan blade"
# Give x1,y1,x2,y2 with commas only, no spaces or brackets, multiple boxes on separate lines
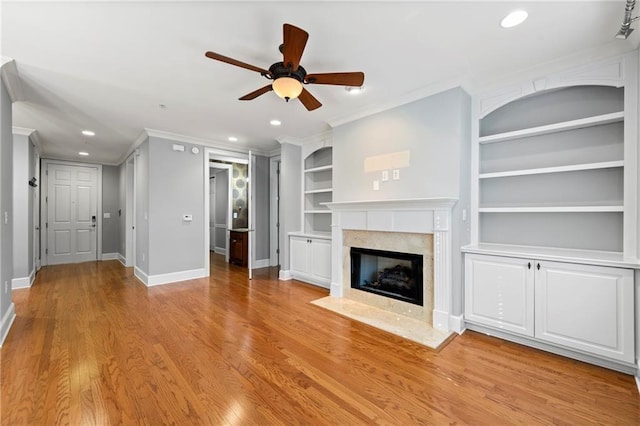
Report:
239,85,273,100
283,23,308,72
205,51,270,75
298,88,322,111
305,72,365,86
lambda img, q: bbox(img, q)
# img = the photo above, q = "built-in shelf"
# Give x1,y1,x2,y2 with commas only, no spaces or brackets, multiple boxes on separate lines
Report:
479,161,624,179
479,206,623,213
305,188,333,194
479,111,624,144
304,164,333,173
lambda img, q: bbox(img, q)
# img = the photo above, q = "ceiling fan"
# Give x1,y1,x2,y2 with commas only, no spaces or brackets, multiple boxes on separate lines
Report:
205,23,365,111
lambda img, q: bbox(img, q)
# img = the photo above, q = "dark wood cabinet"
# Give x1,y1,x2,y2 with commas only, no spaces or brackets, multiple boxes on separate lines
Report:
229,231,248,267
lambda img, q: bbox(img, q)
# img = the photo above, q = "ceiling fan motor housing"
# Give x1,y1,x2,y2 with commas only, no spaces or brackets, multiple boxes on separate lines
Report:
267,62,308,83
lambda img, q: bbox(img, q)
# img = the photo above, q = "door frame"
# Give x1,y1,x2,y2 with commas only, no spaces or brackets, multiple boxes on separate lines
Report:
209,163,232,262
124,154,136,267
40,159,103,266
203,148,251,278
33,149,41,270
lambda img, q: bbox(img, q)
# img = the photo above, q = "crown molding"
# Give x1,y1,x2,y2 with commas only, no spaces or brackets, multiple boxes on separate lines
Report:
12,126,35,136
0,58,25,103
276,129,332,147
12,127,44,154
145,128,271,157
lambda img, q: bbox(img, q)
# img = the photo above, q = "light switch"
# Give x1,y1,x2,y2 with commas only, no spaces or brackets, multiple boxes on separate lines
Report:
103,212,111,219
172,144,185,152
381,170,389,182
392,169,400,180
233,212,238,219
373,180,380,191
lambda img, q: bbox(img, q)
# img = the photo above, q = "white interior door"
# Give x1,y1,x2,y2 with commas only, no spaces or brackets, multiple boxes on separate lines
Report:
47,163,98,265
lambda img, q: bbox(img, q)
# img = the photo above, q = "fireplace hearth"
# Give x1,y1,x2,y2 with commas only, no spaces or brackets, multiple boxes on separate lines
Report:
350,247,423,306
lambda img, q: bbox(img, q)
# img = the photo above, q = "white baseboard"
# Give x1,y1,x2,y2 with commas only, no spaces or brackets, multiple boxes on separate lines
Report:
214,247,227,256
279,270,291,281
253,259,270,269
635,373,640,395
432,309,450,332
12,267,36,289
0,302,16,347
146,268,206,287
330,282,343,297
101,252,119,261
118,254,127,267
134,266,149,285
449,314,465,334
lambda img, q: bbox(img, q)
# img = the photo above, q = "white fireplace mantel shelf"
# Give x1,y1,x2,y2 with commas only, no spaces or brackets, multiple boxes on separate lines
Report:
327,197,460,333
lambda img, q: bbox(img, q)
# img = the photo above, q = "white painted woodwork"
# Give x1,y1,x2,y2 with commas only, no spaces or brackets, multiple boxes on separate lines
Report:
47,163,98,265
465,254,534,337
479,206,624,213
289,234,331,288
534,261,634,363
479,161,624,179
299,133,333,236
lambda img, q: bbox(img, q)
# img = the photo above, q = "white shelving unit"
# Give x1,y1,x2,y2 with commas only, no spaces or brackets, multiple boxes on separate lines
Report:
463,52,640,373
303,146,333,235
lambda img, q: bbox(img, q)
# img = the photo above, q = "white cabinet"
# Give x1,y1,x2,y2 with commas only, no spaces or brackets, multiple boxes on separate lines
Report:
535,261,634,363
289,235,331,288
465,254,534,337
304,147,332,235
465,254,635,364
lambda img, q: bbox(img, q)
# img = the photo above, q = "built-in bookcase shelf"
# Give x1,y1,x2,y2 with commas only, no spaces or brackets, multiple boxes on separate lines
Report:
305,188,333,194
479,161,623,179
479,206,623,213
304,146,333,234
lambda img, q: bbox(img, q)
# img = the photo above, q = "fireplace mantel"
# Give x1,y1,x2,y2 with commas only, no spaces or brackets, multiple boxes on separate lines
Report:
326,197,458,332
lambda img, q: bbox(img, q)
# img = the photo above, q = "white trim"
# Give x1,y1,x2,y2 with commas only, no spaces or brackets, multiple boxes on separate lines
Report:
0,303,16,347
12,127,35,136
134,266,149,285
101,252,119,261
145,268,206,287
11,266,35,289
117,130,149,165
118,253,127,267
479,161,624,179
449,314,465,334
253,259,270,269
213,247,227,256
635,374,640,395
0,59,24,102
279,270,292,281
270,156,281,267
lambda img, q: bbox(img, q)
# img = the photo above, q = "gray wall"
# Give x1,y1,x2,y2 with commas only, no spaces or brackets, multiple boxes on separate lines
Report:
12,133,31,279
280,143,301,272
148,136,204,275
118,162,126,258
135,139,150,275
333,87,471,316
254,155,270,262
101,165,120,255
0,77,14,337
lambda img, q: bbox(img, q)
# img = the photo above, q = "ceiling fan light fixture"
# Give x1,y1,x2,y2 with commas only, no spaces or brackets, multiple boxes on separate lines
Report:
272,77,303,101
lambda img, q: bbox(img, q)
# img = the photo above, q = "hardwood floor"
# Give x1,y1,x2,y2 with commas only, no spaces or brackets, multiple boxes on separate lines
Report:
2,254,639,425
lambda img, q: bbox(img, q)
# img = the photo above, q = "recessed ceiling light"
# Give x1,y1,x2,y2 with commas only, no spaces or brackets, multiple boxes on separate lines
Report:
501,10,528,28
159,104,167,109
270,119,282,126
81,130,95,136
228,136,238,142
345,86,364,95
78,151,89,156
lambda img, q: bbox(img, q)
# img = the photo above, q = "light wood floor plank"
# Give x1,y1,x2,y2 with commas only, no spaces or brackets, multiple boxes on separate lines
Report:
2,254,639,424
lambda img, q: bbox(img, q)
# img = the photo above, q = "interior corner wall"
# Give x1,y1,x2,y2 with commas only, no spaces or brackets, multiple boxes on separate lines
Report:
279,143,301,272
118,162,126,259
101,165,120,255
12,133,30,281
254,155,270,262
135,138,150,276
0,77,14,337
148,136,204,276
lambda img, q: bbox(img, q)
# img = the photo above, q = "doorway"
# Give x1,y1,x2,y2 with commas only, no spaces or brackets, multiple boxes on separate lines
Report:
41,160,102,265
209,163,232,262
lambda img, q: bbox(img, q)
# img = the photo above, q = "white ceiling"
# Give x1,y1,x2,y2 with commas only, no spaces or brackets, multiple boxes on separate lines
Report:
2,1,638,165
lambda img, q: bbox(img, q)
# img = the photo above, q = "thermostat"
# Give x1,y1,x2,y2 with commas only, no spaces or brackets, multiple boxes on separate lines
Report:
191,147,200,154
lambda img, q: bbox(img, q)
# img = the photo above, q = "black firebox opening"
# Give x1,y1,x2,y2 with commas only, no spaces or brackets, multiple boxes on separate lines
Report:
350,247,423,306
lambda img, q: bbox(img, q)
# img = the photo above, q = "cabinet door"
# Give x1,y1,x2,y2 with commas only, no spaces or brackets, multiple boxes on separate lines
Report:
310,238,331,285
465,254,534,337
535,261,634,363
229,232,242,264
290,236,310,276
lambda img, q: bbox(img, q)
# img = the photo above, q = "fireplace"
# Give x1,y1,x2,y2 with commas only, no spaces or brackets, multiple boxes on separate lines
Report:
350,247,423,306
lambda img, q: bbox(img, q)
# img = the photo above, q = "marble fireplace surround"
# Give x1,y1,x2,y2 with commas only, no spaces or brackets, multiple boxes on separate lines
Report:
326,198,457,332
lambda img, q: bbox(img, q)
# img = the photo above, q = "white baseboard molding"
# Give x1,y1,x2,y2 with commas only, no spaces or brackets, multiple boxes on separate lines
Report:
449,314,465,334
134,266,149,285
101,252,119,261
635,373,640,395
279,270,291,281
330,282,343,297
253,259,270,269
145,268,206,287
12,267,36,289
214,247,227,256
0,302,16,347
432,309,451,332
118,254,127,267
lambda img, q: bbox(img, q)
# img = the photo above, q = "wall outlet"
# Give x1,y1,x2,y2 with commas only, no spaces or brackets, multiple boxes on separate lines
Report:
381,170,389,182
392,169,400,180
373,180,380,191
